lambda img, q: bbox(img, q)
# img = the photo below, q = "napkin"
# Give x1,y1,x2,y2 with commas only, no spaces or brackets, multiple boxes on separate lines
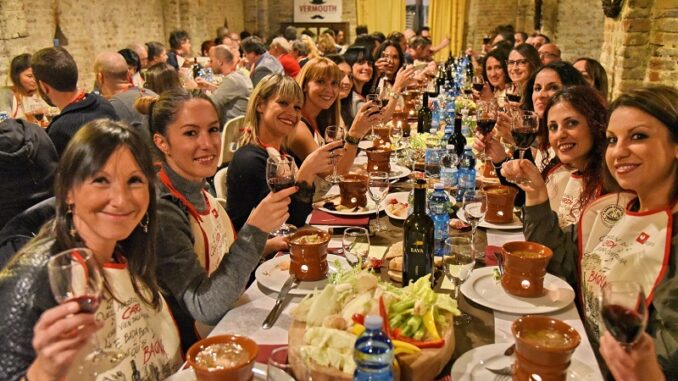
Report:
308,209,370,226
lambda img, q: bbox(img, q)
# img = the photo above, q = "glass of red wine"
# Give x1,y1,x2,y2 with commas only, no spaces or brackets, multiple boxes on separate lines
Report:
601,281,647,348
472,75,485,94
509,110,539,184
324,125,345,183
47,248,124,376
266,156,297,236
475,100,498,161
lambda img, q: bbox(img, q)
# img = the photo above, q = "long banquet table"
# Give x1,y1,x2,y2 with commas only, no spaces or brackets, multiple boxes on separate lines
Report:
203,208,605,380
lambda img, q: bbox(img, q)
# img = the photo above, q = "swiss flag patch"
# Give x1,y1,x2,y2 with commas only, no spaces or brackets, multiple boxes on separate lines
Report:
636,232,650,244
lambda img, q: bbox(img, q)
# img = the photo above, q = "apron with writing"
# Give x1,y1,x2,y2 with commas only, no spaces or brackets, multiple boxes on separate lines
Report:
578,192,672,342
159,168,236,275
546,164,585,227
67,257,183,381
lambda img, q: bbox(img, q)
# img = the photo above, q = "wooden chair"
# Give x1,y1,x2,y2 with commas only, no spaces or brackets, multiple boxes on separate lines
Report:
218,115,245,167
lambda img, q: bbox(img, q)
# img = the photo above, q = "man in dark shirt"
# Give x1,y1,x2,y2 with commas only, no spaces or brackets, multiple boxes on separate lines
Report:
167,30,192,71
32,47,119,156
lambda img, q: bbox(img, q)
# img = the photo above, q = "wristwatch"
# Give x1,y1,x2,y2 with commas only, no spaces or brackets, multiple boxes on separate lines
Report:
345,134,361,146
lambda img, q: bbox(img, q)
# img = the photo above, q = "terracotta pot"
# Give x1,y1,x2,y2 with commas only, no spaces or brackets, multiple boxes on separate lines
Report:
501,241,553,297
338,174,368,208
512,315,581,381
187,334,258,381
286,228,331,281
366,147,392,172
483,185,517,223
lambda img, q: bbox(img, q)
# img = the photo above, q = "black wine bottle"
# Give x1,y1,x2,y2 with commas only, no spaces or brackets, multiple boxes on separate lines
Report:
403,179,434,287
417,92,432,134
449,114,466,157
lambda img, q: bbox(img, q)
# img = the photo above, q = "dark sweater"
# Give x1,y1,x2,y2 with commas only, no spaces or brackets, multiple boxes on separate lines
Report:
227,144,313,231
47,93,119,156
0,119,57,230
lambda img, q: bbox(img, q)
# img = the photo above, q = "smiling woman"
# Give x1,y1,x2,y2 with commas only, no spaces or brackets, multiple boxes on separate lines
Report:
135,89,296,351
0,119,184,380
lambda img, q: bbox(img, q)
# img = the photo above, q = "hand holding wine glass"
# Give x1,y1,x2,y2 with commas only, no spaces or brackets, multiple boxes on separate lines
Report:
367,171,390,232
342,227,370,267
510,110,539,184
47,248,124,376
265,156,297,236
601,281,648,348
475,100,498,161
365,94,383,139
324,125,345,183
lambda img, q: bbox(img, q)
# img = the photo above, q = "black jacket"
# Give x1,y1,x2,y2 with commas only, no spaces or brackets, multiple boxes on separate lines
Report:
0,198,55,269
0,119,58,230
47,93,119,156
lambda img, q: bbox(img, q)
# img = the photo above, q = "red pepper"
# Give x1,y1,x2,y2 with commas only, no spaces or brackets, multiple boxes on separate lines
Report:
379,296,391,337
391,327,402,338
394,334,445,349
352,313,366,325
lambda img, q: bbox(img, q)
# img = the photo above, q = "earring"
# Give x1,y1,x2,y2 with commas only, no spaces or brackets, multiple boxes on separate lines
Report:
66,204,77,238
139,213,150,233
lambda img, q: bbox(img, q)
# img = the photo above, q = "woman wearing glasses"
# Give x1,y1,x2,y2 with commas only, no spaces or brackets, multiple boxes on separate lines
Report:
507,43,541,93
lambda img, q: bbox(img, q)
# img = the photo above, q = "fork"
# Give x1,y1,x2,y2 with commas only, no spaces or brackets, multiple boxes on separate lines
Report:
486,365,513,377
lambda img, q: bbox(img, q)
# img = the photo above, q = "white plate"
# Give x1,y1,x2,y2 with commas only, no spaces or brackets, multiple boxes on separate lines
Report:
317,197,379,216
358,140,406,151
382,192,410,220
451,343,598,381
460,267,575,314
164,363,269,380
457,207,523,230
255,254,350,296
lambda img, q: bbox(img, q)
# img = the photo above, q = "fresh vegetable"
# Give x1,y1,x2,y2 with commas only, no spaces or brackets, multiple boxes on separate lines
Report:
392,339,421,355
301,327,357,374
422,308,440,340
351,323,366,336
352,313,366,325
379,296,391,336
393,333,446,349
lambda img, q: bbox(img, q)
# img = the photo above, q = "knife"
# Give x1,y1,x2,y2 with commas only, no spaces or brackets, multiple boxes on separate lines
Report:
262,274,299,329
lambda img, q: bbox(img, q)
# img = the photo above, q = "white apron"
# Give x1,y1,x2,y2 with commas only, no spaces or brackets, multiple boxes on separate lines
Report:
546,164,586,227
159,168,236,275
578,192,673,341
67,256,183,380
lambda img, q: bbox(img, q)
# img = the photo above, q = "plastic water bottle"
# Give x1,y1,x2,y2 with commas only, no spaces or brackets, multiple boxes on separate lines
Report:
428,183,450,257
440,146,458,188
456,148,477,202
354,315,394,381
431,98,440,132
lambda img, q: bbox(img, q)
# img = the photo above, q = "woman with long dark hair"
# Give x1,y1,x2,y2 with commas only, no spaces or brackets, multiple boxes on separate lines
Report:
504,85,678,380
137,89,294,349
0,120,183,380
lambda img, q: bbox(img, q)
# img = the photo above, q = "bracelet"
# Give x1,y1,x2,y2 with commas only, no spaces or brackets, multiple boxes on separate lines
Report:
492,157,509,170
389,90,401,99
345,134,361,146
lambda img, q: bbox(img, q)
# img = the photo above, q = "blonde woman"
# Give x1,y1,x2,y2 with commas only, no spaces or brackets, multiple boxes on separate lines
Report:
226,74,340,231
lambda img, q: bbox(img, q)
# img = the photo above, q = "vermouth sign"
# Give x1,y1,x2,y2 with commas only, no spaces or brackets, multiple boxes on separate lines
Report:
294,0,342,22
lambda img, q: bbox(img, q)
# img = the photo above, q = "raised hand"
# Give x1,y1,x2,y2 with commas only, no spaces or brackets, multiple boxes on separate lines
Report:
248,185,297,233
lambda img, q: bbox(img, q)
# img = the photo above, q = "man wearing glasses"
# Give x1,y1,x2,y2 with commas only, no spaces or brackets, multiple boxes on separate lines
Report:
539,43,562,65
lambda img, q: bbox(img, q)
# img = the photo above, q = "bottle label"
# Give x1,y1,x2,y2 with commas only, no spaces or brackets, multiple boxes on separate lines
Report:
403,233,433,285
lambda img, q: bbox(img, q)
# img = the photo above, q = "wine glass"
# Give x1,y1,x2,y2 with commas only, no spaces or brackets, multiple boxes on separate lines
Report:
475,100,498,161
367,171,389,232
266,156,297,236
365,93,383,139
444,237,475,325
342,227,370,267
462,190,486,260
472,74,485,95
511,110,539,184
324,125,345,183
505,83,522,105
389,122,403,166
48,248,125,376
601,281,648,348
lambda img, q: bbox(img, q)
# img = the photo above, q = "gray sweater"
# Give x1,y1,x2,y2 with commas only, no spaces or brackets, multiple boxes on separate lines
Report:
155,163,267,348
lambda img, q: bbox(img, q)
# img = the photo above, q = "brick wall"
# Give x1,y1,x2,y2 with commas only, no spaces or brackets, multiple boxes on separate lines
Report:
0,0,244,89
601,0,678,98
553,1,605,62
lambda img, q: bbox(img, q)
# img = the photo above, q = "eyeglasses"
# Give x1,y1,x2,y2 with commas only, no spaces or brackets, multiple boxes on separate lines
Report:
507,59,529,67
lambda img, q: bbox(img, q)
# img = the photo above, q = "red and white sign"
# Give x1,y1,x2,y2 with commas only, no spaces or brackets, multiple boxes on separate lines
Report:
294,0,342,23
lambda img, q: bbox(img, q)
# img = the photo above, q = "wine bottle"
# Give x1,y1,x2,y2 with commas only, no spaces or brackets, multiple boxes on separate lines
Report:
403,179,434,287
417,92,432,134
449,114,466,157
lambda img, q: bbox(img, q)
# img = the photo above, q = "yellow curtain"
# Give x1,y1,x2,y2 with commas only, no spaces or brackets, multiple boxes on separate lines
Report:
356,0,406,38
429,0,467,60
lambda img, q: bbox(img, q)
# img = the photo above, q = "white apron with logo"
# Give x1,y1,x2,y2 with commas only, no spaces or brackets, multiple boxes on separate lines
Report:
546,164,586,227
578,192,673,341
66,257,183,380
